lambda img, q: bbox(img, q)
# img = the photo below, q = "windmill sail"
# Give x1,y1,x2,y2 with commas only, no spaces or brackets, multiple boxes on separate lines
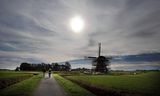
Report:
98,43,101,57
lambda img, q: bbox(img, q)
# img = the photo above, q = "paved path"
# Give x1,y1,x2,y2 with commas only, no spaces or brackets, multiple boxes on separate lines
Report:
34,74,67,96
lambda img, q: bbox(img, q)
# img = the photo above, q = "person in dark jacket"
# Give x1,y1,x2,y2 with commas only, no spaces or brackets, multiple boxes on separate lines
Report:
48,68,52,78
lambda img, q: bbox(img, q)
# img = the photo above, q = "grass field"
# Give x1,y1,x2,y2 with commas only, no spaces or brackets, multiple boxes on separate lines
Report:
0,71,37,78
1,70,159,96
0,73,42,96
0,71,40,89
54,74,95,96
66,72,160,96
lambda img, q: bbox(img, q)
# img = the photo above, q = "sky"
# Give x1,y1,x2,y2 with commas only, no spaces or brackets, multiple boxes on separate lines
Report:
0,0,160,69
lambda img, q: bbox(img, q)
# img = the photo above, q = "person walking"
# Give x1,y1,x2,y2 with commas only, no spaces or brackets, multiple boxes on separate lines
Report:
48,68,52,78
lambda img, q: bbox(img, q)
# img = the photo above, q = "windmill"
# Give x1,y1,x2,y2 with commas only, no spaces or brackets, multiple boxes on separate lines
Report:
87,43,111,73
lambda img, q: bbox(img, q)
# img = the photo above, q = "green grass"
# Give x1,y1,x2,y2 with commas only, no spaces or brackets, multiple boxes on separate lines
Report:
66,72,160,96
0,74,42,96
0,71,41,89
53,74,95,96
0,71,40,78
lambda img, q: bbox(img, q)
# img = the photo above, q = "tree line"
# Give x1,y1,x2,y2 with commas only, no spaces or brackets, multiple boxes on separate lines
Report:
17,62,71,71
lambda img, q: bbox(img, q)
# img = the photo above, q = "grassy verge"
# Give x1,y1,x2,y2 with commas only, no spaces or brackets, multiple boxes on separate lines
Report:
66,72,160,96
0,74,42,96
53,74,95,96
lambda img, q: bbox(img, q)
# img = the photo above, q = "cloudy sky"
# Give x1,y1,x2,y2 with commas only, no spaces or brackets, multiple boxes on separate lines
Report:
0,0,160,69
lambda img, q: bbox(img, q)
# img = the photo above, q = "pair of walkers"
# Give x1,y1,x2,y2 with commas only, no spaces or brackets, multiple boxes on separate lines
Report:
42,68,52,78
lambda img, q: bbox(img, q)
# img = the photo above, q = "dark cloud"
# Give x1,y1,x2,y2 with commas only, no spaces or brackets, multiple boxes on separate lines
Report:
131,12,160,38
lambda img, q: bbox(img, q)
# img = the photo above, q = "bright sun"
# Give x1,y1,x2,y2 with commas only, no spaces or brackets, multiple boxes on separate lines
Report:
70,16,84,33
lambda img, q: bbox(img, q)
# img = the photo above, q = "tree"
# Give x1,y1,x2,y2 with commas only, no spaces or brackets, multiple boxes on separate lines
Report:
65,62,71,71
52,63,59,71
15,67,20,71
20,62,31,71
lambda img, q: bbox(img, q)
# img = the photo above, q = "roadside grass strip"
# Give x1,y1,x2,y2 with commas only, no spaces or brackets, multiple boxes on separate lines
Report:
0,74,42,96
53,74,96,96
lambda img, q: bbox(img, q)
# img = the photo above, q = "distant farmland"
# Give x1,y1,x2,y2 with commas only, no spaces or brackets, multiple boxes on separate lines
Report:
64,71,160,96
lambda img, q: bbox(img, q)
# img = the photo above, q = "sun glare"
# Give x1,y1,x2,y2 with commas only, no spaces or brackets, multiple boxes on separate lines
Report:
70,16,84,33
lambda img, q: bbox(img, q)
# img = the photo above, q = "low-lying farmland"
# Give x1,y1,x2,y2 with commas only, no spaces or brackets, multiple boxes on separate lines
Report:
0,71,40,89
66,72,160,96
0,74,42,96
